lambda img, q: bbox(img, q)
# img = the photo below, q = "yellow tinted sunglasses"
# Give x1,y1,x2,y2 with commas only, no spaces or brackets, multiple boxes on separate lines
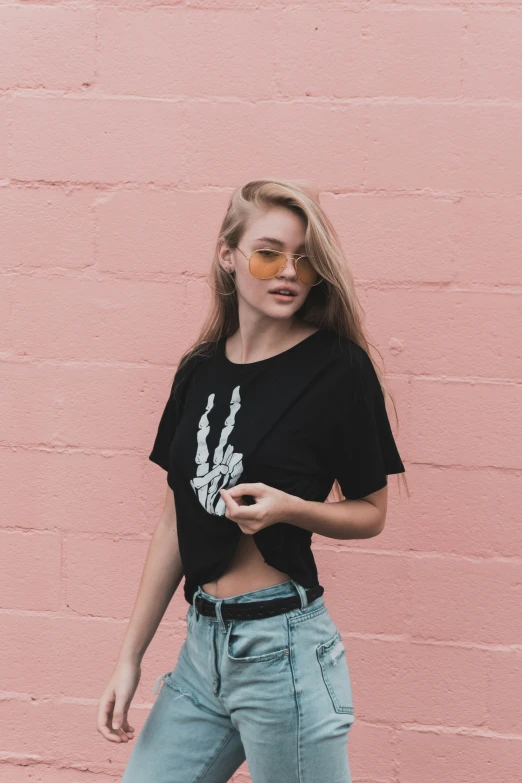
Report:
236,247,323,287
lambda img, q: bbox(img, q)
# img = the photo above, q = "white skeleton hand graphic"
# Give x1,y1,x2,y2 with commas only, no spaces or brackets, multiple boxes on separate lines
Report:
190,385,244,516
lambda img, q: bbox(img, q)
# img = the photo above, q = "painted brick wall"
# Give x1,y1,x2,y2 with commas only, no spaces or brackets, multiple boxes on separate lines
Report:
1,1,521,781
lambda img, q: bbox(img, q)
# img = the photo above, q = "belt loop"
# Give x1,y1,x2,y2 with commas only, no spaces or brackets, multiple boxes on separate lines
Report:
152,671,168,695
291,579,309,609
214,600,227,634
192,586,202,622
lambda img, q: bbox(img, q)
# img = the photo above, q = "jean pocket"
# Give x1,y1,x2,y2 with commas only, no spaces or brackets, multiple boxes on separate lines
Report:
186,605,195,630
226,618,290,663
316,630,354,715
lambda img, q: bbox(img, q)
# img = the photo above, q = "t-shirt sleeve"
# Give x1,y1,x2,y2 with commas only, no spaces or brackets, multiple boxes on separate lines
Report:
148,354,196,472
334,348,405,500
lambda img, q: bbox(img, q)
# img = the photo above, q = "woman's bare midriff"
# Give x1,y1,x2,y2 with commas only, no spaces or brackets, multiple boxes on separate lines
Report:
201,533,291,598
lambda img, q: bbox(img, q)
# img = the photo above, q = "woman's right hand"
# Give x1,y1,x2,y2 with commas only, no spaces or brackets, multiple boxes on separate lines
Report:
97,659,141,743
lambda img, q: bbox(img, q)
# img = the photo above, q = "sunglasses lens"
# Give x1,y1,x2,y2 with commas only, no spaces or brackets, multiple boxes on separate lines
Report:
249,249,285,279
296,256,320,286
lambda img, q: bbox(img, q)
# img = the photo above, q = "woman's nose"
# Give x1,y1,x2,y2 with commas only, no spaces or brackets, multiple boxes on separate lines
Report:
279,255,298,277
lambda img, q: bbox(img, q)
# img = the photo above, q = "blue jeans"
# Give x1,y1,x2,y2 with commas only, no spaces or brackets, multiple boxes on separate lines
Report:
121,579,355,783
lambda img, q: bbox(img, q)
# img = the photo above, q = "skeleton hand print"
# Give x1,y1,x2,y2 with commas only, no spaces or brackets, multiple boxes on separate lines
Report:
190,385,244,516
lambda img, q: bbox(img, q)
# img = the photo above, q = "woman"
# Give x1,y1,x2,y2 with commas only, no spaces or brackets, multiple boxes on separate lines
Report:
97,178,407,783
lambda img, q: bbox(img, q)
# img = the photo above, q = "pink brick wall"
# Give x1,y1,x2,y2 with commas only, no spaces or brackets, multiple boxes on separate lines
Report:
1,1,521,781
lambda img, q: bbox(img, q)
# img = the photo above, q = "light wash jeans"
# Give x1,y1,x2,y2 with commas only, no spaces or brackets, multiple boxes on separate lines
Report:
120,579,355,783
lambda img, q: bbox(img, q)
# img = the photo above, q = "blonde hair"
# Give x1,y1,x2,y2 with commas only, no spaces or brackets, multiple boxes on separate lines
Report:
178,177,408,502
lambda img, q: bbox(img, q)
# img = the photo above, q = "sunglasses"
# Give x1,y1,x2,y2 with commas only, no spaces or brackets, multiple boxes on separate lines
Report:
236,247,323,287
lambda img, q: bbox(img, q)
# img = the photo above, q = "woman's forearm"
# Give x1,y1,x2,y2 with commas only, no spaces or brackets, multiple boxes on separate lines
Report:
288,495,384,540
116,515,184,666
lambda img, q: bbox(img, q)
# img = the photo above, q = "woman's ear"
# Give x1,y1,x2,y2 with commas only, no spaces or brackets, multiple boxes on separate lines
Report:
217,241,235,274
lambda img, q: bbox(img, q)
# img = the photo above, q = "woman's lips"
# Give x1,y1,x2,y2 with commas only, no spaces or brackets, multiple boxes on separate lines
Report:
269,292,297,302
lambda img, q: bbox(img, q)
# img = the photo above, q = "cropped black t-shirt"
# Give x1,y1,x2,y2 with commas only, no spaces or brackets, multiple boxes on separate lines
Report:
149,329,405,605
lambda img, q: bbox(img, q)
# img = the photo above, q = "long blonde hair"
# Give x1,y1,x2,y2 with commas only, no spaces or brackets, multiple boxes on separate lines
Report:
177,178,408,502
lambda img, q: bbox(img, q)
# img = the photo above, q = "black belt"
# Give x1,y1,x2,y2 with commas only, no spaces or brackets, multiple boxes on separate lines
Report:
194,584,324,621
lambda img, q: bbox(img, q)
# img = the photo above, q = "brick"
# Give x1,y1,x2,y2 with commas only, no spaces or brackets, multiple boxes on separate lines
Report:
400,730,522,783
407,556,522,645
350,637,488,727
456,104,522,193
321,192,457,284
315,549,411,637
7,275,186,363
366,103,461,192
0,186,95,270
0,98,9,176
464,10,522,98
348,722,395,783
410,377,521,469
363,289,521,379
181,101,366,189
0,531,61,610
487,650,522,733
0,363,61,445
0,7,95,90
10,97,183,185
58,363,190,451
0,698,134,773
64,536,150,619
392,465,522,560
454,195,522,285
98,9,277,99
0,448,149,536
96,188,231,278
278,8,462,99
0,762,119,782
1,613,183,699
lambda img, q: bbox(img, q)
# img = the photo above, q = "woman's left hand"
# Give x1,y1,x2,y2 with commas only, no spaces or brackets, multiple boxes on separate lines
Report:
219,483,299,535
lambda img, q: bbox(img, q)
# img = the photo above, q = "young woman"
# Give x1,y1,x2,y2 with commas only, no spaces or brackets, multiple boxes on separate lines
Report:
97,178,407,783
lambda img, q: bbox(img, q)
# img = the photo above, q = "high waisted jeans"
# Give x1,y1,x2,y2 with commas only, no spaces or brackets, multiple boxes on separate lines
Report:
120,579,355,783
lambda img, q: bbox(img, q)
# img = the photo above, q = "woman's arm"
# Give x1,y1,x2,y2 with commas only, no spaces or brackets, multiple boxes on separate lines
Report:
219,483,387,541
117,485,184,666
98,485,183,743
286,485,387,540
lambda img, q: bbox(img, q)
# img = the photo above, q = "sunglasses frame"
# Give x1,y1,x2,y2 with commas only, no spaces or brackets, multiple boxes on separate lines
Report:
236,246,323,287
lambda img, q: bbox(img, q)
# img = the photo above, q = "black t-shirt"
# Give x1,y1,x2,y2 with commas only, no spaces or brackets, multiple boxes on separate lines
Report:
149,328,405,605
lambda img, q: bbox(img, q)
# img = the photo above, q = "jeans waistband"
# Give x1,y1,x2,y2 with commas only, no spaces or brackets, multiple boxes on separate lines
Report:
197,579,301,606
192,579,325,634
